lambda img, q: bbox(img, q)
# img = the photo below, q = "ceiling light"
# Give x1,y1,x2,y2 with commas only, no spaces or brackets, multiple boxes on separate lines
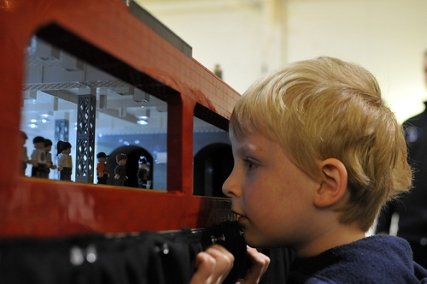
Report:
137,118,148,125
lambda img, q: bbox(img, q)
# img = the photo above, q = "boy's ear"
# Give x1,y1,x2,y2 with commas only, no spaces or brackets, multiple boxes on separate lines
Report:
314,158,348,208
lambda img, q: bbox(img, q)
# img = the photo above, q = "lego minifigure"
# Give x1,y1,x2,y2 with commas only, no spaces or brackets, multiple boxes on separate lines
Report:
114,153,128,186
137,156,151,189
21,131,29,176
214,64,223,79
57,141,72,181
30,136,47,178
44,139,57,179
96,152,109,184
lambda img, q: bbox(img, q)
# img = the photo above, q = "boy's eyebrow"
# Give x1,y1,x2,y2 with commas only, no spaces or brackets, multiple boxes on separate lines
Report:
235,143,259,155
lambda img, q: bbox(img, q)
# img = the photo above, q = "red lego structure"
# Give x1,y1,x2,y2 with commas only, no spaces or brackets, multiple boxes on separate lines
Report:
0,0,240,237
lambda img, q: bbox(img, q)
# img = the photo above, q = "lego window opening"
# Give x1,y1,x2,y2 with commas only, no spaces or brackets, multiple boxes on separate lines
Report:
21,23,176,191
193,103,233,197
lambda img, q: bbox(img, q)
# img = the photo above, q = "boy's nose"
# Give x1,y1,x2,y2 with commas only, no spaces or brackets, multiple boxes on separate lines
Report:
222,170,239,198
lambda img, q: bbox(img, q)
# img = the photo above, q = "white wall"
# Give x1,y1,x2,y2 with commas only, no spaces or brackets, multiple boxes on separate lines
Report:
137,0,427,122
287,0,427,122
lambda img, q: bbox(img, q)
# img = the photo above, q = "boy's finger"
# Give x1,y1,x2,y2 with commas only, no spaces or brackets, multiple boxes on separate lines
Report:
204,245,235,283
190,252,215,284
239,246,270,283
190,245,235,284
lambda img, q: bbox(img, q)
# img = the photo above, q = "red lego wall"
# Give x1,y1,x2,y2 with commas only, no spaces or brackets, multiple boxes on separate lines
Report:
0,0,240,238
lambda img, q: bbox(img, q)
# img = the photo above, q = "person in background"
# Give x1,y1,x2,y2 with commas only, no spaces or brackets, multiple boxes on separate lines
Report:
376,50,427,268
190,56,427,283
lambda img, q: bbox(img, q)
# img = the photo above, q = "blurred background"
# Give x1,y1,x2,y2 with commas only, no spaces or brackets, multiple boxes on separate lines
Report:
137,0,427,123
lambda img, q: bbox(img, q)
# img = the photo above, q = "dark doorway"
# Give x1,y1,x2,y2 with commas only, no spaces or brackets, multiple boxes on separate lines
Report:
106,145,153,188
193,143,233,197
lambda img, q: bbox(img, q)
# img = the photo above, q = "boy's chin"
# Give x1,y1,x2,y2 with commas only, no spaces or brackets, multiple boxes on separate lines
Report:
242,231,264,248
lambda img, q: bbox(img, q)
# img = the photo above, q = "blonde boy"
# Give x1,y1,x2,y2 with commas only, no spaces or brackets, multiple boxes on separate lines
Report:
191,57,427,283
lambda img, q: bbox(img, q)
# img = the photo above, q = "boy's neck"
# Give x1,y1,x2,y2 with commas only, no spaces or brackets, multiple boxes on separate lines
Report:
295,223,365,258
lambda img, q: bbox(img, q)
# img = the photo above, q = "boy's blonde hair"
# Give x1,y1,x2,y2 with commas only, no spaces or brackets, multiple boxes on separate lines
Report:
230,56,412,231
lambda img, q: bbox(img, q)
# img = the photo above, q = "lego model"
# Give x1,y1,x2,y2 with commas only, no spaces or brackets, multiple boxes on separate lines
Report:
44,139,57,179
57,141,73,181
21,131,29,176
114,153,128,186
214,64,223,79
96,152,110,184
1,0,238,235
137,156,151,189
30,136,47,178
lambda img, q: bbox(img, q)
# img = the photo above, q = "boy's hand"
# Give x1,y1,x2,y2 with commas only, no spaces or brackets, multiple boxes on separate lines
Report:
190,245,234,284
190,245,270,284
236,246,270,284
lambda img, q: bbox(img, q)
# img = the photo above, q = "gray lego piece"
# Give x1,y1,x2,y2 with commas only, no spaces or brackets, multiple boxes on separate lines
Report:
128,1,193,58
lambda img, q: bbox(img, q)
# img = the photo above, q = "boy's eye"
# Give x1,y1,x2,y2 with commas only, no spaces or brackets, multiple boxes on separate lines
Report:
244,158,256,169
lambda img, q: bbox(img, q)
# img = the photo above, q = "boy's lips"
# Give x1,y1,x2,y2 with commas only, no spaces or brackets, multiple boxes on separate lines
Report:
232,210,243,219
235,212,249,224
